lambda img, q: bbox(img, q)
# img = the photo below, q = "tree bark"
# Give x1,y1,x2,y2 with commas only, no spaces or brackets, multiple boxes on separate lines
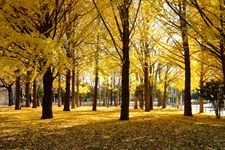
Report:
63,69,71,111
180,0,192,116
162,82,167,109
25,81,31,107
41,68,54,119
220,0,225,98
92,34,99,111
92,69,98,111
71,69,76,109
75,70,80,107
58,73,62,107
144,63,150,112
7,85,13,106
15,76,21,110
119,2,130,120
32,78,38,108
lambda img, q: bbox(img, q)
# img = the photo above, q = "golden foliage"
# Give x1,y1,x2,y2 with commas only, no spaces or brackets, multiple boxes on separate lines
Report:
0,106,225,149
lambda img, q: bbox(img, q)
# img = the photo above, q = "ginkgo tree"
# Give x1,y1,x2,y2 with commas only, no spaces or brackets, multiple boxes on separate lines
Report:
92,0,142,120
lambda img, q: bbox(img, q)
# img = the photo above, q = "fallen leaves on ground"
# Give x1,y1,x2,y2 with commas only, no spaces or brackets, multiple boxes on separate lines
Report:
0,106,225,149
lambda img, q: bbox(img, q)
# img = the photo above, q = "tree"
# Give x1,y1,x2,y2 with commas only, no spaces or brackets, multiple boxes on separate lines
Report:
199,80,224,119
93,0,142,120
0,79,14,106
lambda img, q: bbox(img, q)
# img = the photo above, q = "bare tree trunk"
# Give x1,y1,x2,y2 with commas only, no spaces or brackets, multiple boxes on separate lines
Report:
119,1,130,120
162,82,167,109
58,73,62,107
71,69,76,109
25,81,31,107
41,68,54,119
144,63,150,112
180,0,192,116
7,85,13,106
15,76,21,110
32,79,38,108
75,70,80,107
93,34,99,111
63,69,71,111
103,85,106,106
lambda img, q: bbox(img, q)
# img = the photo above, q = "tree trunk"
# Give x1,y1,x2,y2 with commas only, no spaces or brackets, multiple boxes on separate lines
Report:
93,34,99,111
180,0,192,116
7,85,13,106
15,76,21,110
63,69,71,111
162,82,167,109
25,81,31,107
32,79,37,108
37,84,40,107
119,2,130,120
144,63,150,112
71,69,76,109
75,70,80,107
41,68,54,119
103,85,106,106
199,75,204,113
92,69,98,111
58,73,62,107
220,0,225,99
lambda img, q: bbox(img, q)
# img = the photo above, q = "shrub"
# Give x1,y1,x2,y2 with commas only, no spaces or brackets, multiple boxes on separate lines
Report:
198,80,224,119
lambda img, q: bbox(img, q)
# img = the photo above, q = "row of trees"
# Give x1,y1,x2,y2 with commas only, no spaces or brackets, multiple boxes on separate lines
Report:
0,0,224,120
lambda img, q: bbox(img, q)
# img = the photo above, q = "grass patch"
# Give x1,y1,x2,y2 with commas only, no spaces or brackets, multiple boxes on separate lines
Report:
0,106,225,149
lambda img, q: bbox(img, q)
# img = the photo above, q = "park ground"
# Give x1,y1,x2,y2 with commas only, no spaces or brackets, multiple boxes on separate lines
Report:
0,106,225,149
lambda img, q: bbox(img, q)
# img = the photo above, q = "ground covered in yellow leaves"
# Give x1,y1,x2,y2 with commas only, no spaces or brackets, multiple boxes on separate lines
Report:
0,106,225,149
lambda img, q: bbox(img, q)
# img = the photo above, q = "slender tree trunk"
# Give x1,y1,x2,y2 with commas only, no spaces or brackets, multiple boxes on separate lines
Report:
138,77,143,110
180,0,192,116
162,82,167,109
93,34,99,111
7,85,13,106
32,79,37,108
103,85,106,106
63,69,71,111
199,78,204,113
92,69,98,111
58,73,62,107
41,68,54,119
25,81,31,107
71,69,76,109
119,1,130,120
15,76,21,110
144,63,150,112
37,84,40,107
75,70,80,107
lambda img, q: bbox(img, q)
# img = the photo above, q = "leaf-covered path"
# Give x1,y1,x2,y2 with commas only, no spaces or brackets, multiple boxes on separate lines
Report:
0,106,225,149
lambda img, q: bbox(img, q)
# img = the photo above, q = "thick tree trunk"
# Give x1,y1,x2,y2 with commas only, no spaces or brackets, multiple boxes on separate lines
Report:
58,73,62,107
180,0,192,116
25,81,31,107
220,0,225,99
71,69,75,109
15,76,21,110
63,69,71,111
119,2,130,120
32,79,37,108
41,68,54,119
